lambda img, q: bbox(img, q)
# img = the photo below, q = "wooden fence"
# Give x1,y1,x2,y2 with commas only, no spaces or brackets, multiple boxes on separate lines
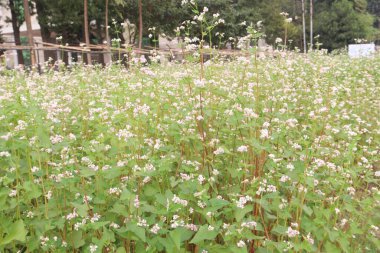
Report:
0,41,261,71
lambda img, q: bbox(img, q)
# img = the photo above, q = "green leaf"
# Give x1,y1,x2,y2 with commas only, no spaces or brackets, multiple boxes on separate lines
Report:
120,189,132,201
190,225,218,244
127,223,146,242
324,241,341,253
169,227,194,250
23,181,42,199
116,247,127,253
209,198,230,210
302,205,313,216
170,229,181,250
234,205,253,222
159,237,176,253
110,203,128,216
102,168,122,179
71,203,89,217
0,220,27,245
69,230,85,249
80,168,97,177
271,225,287,236
88,221,110,230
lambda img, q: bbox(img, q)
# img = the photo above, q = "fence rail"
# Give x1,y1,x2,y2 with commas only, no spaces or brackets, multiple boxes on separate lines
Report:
0,41,255,56
0,41,267,71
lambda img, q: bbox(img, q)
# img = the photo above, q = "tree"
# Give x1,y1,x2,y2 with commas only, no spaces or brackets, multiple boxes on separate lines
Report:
138,0,142,49
315,0,375,50
23,0,35,65
367,0,380,33
301,0,306,52
34,0,85,43
25,0,378,54
310,0,313,49
7,0,25,65
84,0,91,64
0,20,4,58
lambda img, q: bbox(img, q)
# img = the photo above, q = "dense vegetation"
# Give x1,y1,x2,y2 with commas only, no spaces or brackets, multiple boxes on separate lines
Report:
0,0,379,52
0,51,379,252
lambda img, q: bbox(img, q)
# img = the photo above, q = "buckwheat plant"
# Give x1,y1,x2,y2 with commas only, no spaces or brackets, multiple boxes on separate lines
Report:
0,13,379,253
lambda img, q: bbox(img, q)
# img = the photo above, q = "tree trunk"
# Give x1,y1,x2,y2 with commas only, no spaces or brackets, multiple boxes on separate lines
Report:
310,0,313,50
84,0,92,64
23,0,35,66
35,1,57,63
9,0,24,65
105,0,109,46
301,0,306,53
104,0,111,64
138,0,143,49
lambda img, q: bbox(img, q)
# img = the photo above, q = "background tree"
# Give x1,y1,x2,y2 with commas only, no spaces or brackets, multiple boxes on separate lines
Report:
314,0,376,50
6,0,25,64
367,0,380,41
18,0,378,57
23,0,35,65
84,0,91,64
0,19,4,58
138,0,142,49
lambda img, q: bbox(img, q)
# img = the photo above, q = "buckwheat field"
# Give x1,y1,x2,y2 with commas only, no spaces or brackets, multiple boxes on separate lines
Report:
0,52,379,253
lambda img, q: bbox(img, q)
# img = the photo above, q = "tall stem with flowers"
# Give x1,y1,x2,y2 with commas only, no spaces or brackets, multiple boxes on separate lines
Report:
280,12,293,50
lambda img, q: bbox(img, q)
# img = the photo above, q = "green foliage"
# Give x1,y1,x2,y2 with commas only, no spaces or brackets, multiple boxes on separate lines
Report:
5,0,25,27
26,0,379,50
0,220,27,246
0,51,380,252
315,0,376,50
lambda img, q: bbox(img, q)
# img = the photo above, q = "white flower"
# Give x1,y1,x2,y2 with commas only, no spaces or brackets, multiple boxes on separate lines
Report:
9,189,17,197
45,190,53,200
194,79,205,88
26,211,34,218
134,195,140,208
108,187,122,196
287,163,295,171
236,195,252,208
306,233,314,245
0,151,11,157
237,145,248,153
260,129,269,139
172,194,188,206
91,213,101,223
31,166,40,173
198,175,205,184
213,147,224,155
241,221,257,229
237,240,246,248
150,224,160,234
347,187,356,196
110,222,120,229
287,226,300,238
40,236,49,246
280,175,290,182
90,244,98,253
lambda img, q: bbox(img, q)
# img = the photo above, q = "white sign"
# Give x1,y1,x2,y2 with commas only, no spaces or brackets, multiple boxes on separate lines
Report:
348,44,375,58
